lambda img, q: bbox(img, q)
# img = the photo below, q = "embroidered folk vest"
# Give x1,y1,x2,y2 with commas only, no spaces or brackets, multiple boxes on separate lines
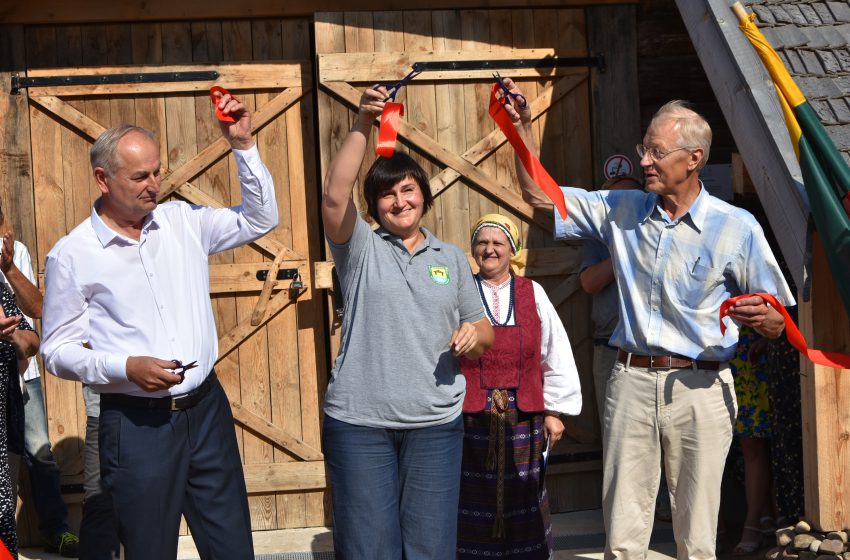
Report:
460,275,544,413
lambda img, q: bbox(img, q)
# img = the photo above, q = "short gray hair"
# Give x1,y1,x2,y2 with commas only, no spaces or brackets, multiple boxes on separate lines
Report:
650,100,712,170
90,124,158,175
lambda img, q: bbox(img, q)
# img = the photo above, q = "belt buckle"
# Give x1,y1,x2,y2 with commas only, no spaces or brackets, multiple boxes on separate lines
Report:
650,355,671,369
170,397,180,411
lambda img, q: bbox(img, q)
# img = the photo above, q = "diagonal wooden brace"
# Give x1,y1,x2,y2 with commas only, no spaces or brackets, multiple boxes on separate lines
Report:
250,250,289,326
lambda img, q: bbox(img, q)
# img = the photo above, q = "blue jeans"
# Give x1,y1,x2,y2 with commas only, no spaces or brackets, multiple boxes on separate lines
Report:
323,414,463,560
22,378,70,539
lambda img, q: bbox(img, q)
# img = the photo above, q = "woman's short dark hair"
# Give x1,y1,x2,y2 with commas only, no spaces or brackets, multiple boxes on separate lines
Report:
363,152,434,226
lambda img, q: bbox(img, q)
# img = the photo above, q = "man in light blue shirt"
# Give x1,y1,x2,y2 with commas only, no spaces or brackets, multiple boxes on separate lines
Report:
501,77,793,560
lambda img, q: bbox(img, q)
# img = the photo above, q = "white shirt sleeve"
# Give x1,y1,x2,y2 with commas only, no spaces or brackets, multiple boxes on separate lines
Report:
203,144,279,254
12,241,35,285
41,251,128,385
533,281,582,416
12,241,42,381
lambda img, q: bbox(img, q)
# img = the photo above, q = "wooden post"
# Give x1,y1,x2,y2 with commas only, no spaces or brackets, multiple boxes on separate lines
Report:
0,25,38,262
586,4,640,188
799,234,850,531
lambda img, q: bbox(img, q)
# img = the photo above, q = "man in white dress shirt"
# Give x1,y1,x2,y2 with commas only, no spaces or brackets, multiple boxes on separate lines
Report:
41,91,278,559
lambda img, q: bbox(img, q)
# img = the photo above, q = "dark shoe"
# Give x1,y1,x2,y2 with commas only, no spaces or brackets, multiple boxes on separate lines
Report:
45,530,79,558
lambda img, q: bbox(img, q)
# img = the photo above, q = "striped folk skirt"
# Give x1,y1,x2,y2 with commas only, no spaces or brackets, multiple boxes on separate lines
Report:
457,389,553,559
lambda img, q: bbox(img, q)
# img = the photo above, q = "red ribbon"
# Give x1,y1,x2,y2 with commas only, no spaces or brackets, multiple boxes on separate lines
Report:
376,102,404,158
488,83,567,220
720,293,850,369
209,86,237,123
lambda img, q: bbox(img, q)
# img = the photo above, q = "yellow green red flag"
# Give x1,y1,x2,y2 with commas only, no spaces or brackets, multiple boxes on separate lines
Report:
735,3,850,318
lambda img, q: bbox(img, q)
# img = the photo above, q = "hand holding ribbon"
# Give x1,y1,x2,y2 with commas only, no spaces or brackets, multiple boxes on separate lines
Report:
720,293,850,369
375,69,419,158
488,76,567,220
210,86,237,123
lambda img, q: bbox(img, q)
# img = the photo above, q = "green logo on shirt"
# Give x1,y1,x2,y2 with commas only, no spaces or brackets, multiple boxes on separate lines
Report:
428,265,450,285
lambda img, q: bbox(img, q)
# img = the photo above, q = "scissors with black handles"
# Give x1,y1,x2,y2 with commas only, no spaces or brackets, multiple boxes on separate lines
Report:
380,68,421,102
170,359,198,384
493,72,528,110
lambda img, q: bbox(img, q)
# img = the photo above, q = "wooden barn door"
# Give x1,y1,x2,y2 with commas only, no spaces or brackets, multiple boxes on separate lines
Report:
315,9,602,511
17,19,328,542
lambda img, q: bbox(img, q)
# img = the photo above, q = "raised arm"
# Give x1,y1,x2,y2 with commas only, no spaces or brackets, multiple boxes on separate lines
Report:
498,77,554,212
1,234,43,319
322,87,387,245
204,90,278,252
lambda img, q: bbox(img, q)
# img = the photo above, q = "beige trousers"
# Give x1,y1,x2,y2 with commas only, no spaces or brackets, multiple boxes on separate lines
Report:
593,344,620,437
602,360,737,560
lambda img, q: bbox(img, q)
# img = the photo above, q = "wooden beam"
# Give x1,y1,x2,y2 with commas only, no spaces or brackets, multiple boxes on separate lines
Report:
799,235,850,531
549,273,581,308
430,74,587,198
313,261,335,290
243,462,326,494
318,49,589,82
209,263,305,293
28,95,105,141
4,1,637,25
230,401,324,461
216,288,298,361
25,63,310,97
159,86,309,200
322,80,553,231
676,0,807,289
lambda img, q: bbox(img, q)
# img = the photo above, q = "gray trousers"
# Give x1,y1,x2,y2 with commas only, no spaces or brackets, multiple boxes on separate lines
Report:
79,415,119,560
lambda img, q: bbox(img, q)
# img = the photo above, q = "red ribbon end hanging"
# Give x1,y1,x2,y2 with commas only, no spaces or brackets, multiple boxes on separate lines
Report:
376,102,404,158
720,292,850,369
210,86,237,123
487,84,567,221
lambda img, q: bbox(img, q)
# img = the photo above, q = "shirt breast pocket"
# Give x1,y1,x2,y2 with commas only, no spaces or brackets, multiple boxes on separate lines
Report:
674,260,725,306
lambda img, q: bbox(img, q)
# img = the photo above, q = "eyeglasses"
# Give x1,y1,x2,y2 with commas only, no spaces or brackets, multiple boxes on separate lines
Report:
635,144,692,162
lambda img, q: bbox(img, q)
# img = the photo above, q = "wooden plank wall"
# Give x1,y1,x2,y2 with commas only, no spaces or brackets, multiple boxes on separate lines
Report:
316,8,600,511
7,18,328,545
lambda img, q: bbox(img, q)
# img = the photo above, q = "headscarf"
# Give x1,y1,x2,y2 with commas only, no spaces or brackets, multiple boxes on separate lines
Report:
470,214,526,274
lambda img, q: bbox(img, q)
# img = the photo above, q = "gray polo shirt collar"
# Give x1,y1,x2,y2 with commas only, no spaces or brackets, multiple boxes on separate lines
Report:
375,226,443,255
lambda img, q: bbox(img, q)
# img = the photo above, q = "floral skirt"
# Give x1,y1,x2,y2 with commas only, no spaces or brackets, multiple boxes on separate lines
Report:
731,327,771,438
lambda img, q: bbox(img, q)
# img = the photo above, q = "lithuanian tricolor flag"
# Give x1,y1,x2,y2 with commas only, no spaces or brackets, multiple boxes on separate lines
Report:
734,3,850,318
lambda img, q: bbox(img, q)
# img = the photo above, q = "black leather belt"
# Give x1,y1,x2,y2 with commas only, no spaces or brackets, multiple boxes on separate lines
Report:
617,350,720,371
101,371,217,411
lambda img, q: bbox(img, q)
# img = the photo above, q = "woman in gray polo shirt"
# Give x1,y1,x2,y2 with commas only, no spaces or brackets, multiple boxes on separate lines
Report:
321,85,494,559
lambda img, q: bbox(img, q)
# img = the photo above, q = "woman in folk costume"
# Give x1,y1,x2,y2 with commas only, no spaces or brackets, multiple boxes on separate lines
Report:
457,214,582,559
